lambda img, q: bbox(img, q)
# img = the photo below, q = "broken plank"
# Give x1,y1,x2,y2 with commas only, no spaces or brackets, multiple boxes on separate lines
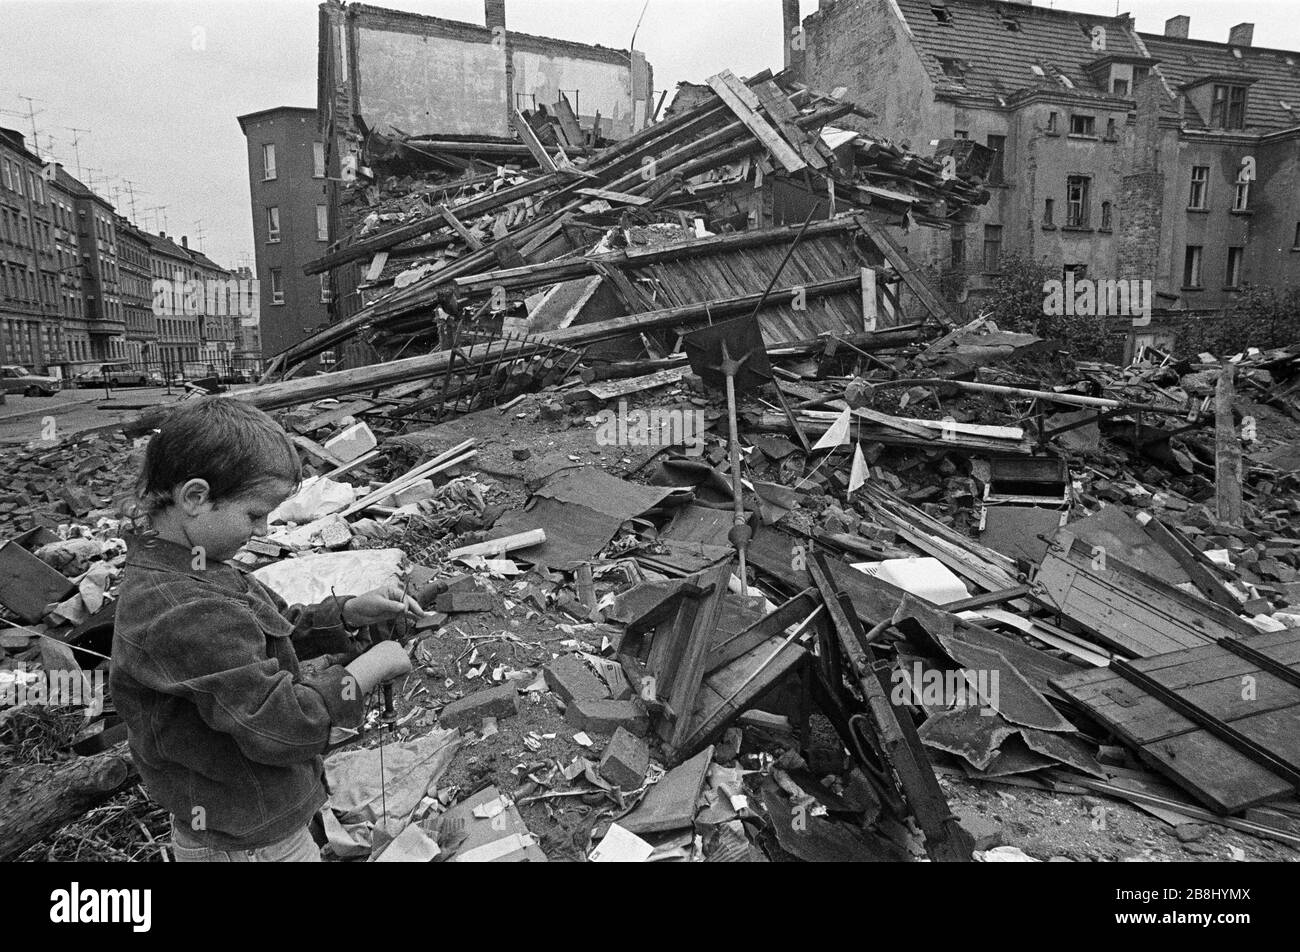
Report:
439,205,485,251
706,69,807,173
754,79,827,170
576,187,652,206
511,109,559,173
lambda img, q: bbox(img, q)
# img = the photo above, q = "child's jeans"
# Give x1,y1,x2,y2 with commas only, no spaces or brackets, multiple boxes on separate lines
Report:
170,823,321,862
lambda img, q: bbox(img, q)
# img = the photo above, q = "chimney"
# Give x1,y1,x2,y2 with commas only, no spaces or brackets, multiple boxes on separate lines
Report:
783,0,805,75
1228,23,1254,47
1164,15,1189,39
484,0,505,31
181,235,188,249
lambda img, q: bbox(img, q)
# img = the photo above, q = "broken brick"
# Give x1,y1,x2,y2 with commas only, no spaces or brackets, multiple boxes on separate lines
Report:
434,591,495,613
438,683,519,730
598,727,649,789
564,698,649,737
544,654,610,704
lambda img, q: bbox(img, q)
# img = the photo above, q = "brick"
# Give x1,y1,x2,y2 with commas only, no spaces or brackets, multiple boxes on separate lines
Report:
323,421,377,463
565,699,649,737
598,727,650,789
435,591,495,613
393,478,435,507
438,683,519,730
544,654,610,704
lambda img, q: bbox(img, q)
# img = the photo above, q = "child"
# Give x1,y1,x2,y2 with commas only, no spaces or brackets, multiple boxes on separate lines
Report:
111,397,420,862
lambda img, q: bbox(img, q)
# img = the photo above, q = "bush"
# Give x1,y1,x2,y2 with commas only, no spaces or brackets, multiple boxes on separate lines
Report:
983,254,1114,359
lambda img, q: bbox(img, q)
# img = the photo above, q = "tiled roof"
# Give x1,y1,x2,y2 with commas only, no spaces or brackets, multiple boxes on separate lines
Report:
894,0,1144,102
1140,34,1300,132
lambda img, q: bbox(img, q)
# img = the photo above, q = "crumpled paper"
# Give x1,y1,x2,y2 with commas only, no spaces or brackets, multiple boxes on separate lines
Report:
269,476,355,524
322,729,460,857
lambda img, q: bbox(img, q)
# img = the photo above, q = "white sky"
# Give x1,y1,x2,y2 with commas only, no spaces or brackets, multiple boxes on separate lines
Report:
0,0,1294,270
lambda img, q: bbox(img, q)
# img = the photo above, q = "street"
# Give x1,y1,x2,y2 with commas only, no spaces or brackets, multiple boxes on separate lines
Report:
0,385,190,445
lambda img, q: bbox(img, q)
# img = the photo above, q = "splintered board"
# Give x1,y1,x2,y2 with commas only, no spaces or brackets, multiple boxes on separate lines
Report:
1032,532,1255,658
1052,629,1300,814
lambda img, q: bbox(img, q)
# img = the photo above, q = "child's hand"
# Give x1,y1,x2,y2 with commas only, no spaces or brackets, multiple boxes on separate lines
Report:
342,583,425,627
345,641,414,694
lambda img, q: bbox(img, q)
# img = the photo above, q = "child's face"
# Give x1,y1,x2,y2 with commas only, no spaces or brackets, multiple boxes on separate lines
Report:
185,480,295,562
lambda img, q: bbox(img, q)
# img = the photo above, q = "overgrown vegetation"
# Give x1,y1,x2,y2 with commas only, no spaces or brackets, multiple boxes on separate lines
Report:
1178,284,1300,357
982,254,1116,360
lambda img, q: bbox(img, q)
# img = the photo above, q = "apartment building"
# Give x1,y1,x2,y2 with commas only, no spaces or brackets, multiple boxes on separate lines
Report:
795,0,1300,310
236,106,330,360
0,128,62,371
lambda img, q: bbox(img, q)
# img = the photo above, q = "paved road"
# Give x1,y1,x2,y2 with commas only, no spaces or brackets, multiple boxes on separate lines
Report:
0,386,183,445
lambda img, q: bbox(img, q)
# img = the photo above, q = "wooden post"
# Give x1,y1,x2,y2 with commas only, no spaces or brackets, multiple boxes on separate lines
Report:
860,267,878,332
1215,364,1243,526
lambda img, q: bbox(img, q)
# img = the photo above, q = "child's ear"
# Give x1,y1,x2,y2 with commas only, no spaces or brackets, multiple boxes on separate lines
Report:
174,478,212,514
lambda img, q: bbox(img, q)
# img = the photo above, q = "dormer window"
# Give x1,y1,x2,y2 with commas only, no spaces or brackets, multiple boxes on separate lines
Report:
1113,78,1130,95
931,2,953,24
1001,13,1021,31
1211,84,1247,129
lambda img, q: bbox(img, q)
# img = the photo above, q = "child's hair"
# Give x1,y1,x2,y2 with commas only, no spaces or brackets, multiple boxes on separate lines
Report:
135,397,302,516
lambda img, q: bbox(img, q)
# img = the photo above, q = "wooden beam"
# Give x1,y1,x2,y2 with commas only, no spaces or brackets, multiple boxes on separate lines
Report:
511,109,559,172
1215,364,1244,527
706,69,807,173
439,205,484,251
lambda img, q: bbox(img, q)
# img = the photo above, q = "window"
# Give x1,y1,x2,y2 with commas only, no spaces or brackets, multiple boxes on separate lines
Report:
1183,246,1203,287
931,3,953,25
1064,264,1087,282
320,273,332,303
1105,117,1117,139
266,206,281,242
1134,66,1150,84
1,161,10,190
1047,112,1059,133
262,143,277,180
1043,198,1055,226
315,204,328,241
1188,166,1209,209
1211,85,1247,130
954,129,969,140
950,224,965,266
983,224,1002,272
13,168,21,197
1113,78,1130,96
270,268,283,304
1066,176,1090,227
1226,247,1244,287
1070,115,1096,136
1234,180,1250,211
986,135,1005,184
1294,222,1300,249
1101,201,1113,230
313,142,326,178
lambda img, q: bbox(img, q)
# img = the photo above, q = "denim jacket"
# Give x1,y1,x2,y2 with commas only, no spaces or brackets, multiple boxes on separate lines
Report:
111,535,366,850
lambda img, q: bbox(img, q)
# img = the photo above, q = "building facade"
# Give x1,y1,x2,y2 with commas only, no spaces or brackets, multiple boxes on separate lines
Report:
0,128,63,372
144,231,202,374
117,216,157,369
53,165,128,362
237,106,330,361
796,0,1300,311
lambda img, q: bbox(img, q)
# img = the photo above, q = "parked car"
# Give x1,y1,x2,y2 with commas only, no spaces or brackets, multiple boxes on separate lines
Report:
73,362,159,388
1,365,62,397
